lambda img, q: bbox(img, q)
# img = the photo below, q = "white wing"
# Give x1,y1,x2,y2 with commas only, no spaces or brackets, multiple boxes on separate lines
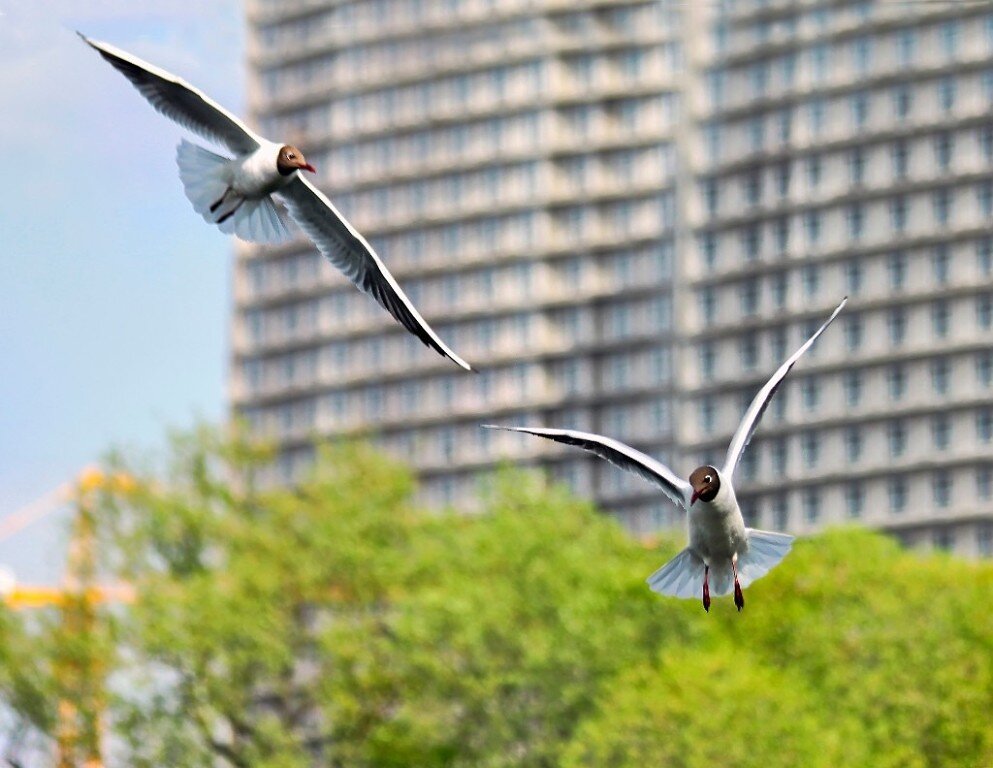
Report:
80,34,262,155
483,425,691,508
723,297,847,478
279,176,472,371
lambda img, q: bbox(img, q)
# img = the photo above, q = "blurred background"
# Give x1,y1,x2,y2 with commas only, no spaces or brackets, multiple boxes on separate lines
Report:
233,0,993,556
3,0,993,765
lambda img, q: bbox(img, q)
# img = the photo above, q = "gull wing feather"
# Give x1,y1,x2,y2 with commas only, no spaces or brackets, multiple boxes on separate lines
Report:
483,425,691,508
80,33,262,155
279,176,472,371
723,297,847,478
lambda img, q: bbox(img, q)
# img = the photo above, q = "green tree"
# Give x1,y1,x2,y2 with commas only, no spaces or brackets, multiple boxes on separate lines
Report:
563,530,993,768
26,424,992,768
96,426,687,767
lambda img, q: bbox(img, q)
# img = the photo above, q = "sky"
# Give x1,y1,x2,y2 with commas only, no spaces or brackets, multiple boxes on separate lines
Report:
0,1,245,582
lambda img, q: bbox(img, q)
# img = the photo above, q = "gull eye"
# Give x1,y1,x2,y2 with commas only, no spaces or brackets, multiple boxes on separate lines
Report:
287,152,296,160
704,475,713,483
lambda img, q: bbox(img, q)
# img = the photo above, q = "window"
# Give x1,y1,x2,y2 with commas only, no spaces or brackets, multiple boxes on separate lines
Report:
774,216,790,255
978,408,993,443
851,91,869,128
932,414,951,451
978,522,993,556
978,351,993,387
932,246,949,285
744,170,762,206
933,189,951,227
845,482,864,518
772,272,788,309
739,333,759,370
888,307,907,346
890,195,908,234
703,178,719,214
771,326,788,361
932,473,951,509
749,116,765,151
700,233,717,268
893,85,912,121
888,419,907,457
742,225,761,261
938,77,956,113
980,125,993,162
845,314,863,351
889,476,907,513
891,139,909,180
700,396,716,433
934,131,953,171
811,43,829,83
978,237,993,276
887,364,907,400
801,430,819,468
931,358,950,395
849,146,866,186
771,497,789,531
807,155,822,188
932,300,950,337
808,98,825,135
940,20,960,60
776,162,791,198
844,370,863,407
740,279,760,316
897,28,915,67
980,181,993,219
699,287,717,325
770,437,787,474
802,265,819,297
853,37,872,74
845,260,863,295
847,203,865,241
803,487,820,522
777,109,792,144
978,293,993,329
845,427,863,463
888,251,907,290
699,342,715,380
802,376,820,410
805,210,821,245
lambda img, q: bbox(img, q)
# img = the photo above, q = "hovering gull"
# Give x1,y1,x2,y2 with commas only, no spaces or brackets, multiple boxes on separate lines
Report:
79,34,471,371
484,298,847,612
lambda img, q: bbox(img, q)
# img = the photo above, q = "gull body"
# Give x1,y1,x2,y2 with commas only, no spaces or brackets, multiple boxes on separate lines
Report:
484,297,847,612
79,33,471,371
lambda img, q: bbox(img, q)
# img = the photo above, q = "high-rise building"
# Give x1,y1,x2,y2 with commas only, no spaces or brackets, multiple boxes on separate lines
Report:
685,0,993,557
233,0,684,532
233,0,993,557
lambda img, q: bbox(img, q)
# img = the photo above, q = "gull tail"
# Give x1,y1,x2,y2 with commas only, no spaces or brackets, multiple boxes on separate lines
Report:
646,529,794,600
646,548,706,599
175,139,290,244
737,529,794,588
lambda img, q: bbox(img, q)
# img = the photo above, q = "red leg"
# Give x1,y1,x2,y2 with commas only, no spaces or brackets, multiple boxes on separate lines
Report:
732,559,744,612
702,565,711,613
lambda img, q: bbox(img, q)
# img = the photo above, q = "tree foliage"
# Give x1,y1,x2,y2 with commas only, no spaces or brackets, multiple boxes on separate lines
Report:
2,426,992,767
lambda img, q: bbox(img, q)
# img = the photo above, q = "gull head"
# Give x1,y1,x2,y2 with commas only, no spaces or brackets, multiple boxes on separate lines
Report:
277,144,316,175
689,465,720,505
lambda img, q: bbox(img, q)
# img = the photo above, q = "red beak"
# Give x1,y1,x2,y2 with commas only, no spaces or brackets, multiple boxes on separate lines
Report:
302,163,316,173
690,489,700,506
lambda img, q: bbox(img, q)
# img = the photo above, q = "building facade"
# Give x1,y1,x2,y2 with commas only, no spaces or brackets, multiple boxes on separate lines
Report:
233,0,993,556
685,0,993,557
233,0,685,532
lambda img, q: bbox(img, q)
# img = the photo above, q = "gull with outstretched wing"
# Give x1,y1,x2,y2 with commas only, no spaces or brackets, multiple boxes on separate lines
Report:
79,34,471,371
484,297,847,612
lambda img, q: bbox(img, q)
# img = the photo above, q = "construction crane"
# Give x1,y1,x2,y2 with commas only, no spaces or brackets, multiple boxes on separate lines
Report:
0,468,135,768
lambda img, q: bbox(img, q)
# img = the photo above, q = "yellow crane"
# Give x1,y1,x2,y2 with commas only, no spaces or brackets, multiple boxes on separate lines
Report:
0,468,135,768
